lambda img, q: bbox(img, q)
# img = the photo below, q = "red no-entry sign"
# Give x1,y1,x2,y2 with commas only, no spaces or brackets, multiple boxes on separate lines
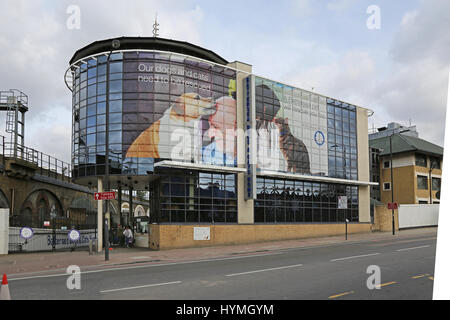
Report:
95,192,116,200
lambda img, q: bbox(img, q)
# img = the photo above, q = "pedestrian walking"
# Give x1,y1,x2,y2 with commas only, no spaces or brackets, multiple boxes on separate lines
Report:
123,226,133,248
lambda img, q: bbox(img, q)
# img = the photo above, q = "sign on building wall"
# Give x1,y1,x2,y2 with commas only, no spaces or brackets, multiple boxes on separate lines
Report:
122,53,238,171
338,196,348,209
193,227,210,241
254,77,328,176
244,75,257,200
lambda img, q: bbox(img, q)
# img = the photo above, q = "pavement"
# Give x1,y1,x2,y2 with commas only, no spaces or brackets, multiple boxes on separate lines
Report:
0,227,438,278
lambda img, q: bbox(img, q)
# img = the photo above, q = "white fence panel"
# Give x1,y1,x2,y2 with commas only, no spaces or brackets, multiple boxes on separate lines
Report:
0,209,8,255
398,204,439,229
8,227,97,252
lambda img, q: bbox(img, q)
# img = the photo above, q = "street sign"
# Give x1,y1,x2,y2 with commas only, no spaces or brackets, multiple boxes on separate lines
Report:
388,202,398,210
94,191,116,200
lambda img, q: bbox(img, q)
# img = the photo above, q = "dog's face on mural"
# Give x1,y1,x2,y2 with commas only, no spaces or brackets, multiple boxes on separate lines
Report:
125,92,216,159
171,92,215,121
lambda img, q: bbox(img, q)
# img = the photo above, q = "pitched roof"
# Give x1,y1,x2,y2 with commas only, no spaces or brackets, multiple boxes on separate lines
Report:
369,134,443,157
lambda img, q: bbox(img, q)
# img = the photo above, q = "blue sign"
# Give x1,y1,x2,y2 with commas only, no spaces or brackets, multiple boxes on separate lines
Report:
68,229,81,242
19,227,34,240
314,131,325,146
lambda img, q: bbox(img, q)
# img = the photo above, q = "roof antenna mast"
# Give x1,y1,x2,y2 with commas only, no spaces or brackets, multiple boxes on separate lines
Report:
153,13,160,37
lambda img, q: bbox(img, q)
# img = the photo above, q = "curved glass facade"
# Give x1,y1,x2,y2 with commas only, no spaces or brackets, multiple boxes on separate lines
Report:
71,50,239,224
72,51,237,179
72,52,123,178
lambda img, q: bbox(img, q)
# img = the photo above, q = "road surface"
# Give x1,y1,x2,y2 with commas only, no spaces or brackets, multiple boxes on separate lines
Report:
7,231,436,300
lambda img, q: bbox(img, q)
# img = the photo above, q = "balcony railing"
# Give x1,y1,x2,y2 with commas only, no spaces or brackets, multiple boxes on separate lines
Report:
0,135,71,181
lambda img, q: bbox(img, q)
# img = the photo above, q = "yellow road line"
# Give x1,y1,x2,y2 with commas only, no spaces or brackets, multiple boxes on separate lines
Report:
376,281,397,288
328,291,355,299
428,276,434,281
411,274,430,279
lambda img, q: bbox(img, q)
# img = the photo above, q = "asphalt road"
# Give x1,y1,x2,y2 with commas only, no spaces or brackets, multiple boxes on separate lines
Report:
7,232,436,300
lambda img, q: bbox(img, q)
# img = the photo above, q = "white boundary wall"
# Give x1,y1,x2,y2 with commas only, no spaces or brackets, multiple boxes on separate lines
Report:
8,227,97,252
398,204,439,229
0,209,9,255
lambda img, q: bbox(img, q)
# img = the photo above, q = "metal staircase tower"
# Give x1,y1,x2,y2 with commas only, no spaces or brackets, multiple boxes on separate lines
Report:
0,89,29,158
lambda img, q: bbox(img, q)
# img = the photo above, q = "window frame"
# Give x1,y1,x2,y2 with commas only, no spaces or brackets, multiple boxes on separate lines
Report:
417,175,429,190
432,177,441,191
415,153,427,167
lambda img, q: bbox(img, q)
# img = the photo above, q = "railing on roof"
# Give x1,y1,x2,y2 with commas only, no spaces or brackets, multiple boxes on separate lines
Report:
0,135,71,182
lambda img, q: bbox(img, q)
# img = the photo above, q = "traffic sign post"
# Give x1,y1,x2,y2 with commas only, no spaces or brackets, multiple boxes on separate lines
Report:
338,196,348,240
94,191,114,261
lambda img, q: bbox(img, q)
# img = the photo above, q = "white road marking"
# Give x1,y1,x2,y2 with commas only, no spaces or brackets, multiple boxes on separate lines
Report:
100,281,182,294
396,245,430,252
226,264,303,277
330,253,380,262
8,252,284,281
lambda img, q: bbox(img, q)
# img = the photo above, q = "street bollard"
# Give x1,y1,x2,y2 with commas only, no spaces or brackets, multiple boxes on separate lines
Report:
89,239,93,255
345,219,349,240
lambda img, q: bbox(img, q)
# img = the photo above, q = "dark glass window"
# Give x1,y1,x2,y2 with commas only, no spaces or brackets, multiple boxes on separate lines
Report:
326,100,358,180
430,157,441,170
415,154,427,167
417,175,428,190
432,178,441,191
157,171,237,224
254,177,358,223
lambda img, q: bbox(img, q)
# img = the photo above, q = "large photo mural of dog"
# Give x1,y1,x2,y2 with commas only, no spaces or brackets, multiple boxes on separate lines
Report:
123,56,238,168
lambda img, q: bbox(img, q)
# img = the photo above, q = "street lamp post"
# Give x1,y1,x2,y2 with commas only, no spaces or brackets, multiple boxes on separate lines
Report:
388,129,409,236
331,144,350,227
429,162,435,204
389,134,395,235
104,39,120,261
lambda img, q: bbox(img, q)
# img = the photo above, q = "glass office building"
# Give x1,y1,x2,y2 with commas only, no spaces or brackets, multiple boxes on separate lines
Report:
66,37,374,231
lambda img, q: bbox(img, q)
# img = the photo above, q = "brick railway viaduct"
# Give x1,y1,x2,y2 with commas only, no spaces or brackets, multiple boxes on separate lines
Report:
0,149,149,230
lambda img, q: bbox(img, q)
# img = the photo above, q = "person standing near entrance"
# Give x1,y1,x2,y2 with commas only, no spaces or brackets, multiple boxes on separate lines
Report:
123,226,133,248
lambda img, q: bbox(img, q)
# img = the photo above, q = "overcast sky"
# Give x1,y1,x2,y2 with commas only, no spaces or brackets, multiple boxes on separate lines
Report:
0,0,448,163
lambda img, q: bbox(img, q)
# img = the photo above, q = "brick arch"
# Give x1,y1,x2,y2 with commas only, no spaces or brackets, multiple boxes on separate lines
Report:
35,189,64,214
134,205,146,217
19,189,64,228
